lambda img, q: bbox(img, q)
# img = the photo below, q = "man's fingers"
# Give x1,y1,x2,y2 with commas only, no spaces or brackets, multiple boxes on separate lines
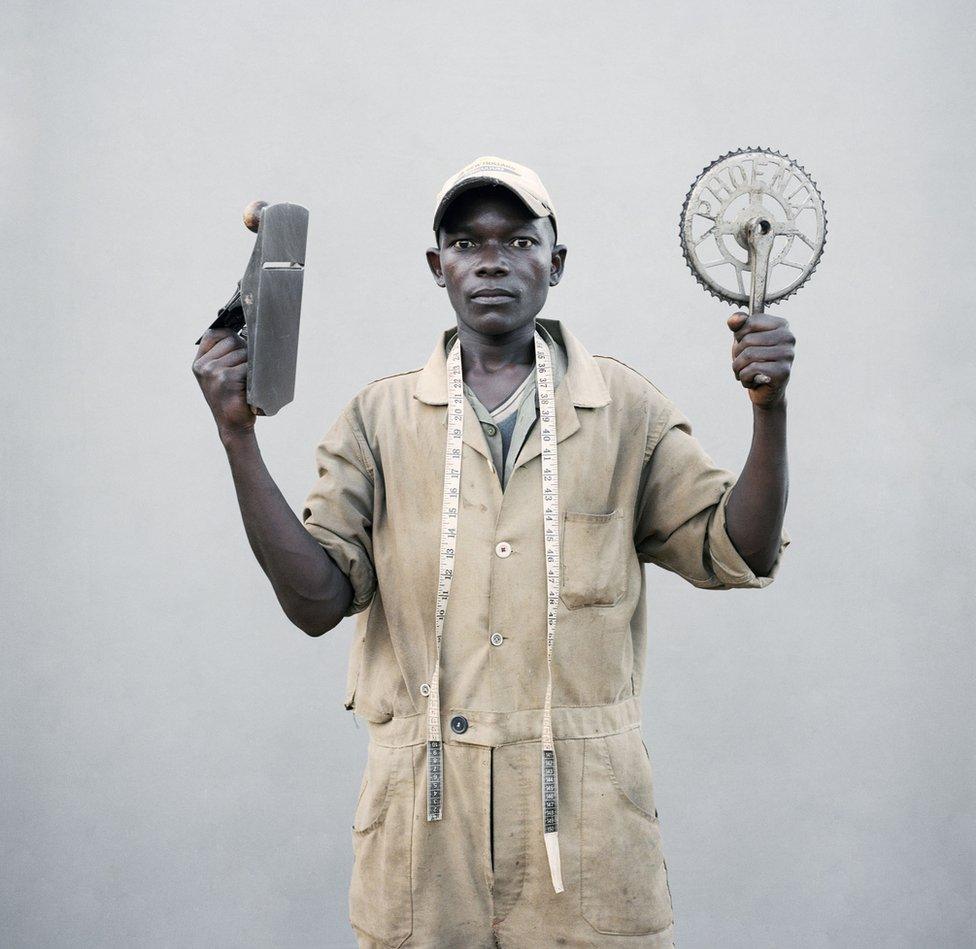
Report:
191,332,247,385
195,327,235,354
209,347,248,368
727,310,748,331
195,331,245,363
195,327,242,358
731,329,792,358
207,335,245,362
213,362,248,383
732,344,794,376
728,311,788,341
737,361,786,386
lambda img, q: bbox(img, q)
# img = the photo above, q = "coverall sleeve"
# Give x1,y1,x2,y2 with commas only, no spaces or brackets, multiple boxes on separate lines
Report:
301,403,377,616
634,399,790,589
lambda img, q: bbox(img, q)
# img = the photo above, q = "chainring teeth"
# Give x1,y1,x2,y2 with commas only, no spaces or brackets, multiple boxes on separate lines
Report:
679,147,826,307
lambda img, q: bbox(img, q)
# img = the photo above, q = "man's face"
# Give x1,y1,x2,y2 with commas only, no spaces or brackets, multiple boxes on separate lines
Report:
426,187,567,337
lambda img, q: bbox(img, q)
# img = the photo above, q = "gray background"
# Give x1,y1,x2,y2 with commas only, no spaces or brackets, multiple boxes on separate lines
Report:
3,1,973,946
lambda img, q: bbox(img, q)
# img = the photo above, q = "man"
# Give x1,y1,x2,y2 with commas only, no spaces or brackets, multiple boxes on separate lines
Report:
192,156,792,948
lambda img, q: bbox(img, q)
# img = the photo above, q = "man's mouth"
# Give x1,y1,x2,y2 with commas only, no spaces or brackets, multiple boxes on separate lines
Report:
470,288,517,303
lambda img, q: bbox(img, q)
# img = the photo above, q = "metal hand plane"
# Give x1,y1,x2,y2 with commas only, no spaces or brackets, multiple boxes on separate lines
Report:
197,200,309,416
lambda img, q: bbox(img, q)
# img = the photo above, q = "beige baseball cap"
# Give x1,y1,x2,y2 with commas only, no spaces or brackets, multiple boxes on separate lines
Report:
432,156,557,240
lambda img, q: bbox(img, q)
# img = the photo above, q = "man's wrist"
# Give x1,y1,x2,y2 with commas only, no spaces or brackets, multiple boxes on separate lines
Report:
219,425,258,451
751,399,787,440
753,397,787,416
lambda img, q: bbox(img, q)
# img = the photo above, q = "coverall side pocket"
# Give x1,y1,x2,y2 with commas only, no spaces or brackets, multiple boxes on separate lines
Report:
349,743,413,947
580,730,674,936
560,510,627,610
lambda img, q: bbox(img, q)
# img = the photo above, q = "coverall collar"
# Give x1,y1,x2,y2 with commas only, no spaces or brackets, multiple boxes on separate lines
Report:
413,317,612,409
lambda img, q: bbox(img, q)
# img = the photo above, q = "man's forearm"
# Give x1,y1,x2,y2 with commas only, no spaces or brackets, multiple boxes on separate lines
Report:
221,429,353,635
724,401,789,577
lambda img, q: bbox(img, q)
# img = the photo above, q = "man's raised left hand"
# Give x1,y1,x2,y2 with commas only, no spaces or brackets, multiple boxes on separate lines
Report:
727,311,795,410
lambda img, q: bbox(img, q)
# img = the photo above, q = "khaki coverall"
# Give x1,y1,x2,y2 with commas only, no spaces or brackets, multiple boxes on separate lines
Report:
302,318,790,948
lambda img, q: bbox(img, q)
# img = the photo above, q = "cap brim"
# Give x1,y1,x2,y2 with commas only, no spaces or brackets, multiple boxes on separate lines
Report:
433,176,555,238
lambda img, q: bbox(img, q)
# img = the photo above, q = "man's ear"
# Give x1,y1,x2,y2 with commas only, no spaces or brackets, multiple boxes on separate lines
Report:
426,247,446,287
549,244,568,287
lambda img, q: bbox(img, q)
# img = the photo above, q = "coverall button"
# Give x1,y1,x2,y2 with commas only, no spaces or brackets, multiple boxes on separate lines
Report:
495,541,512,558
483,423,498,436
420,683,431,696
450,715,468,734
490,632,504,646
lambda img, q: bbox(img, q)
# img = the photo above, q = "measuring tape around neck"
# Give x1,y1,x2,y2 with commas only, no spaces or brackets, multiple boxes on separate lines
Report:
423,327,565,895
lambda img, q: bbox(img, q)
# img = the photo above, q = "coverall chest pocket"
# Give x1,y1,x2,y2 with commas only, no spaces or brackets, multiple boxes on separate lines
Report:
560,509,627,609
580,727,674,935
349,743,413,947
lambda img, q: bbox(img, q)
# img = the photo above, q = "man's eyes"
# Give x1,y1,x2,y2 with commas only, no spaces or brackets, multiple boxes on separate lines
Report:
450,238,536,249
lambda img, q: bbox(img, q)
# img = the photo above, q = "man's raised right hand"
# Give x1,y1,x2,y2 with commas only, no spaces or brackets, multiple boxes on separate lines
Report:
192,328,255,441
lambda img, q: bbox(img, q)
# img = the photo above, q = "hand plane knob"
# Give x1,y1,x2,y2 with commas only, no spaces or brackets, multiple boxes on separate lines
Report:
242,200,268,233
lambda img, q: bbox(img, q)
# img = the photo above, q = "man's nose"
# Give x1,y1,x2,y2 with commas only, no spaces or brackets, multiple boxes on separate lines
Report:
475,245,510,277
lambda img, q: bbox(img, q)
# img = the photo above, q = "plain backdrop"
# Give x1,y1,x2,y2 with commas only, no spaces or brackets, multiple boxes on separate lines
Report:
3,2,974,946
